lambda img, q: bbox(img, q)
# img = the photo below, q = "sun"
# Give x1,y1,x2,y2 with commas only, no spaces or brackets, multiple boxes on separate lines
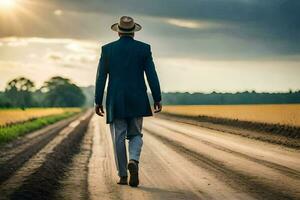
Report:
0,0,16,9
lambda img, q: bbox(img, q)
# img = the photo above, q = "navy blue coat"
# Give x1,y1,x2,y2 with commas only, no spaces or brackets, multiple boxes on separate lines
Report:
95,36,162,124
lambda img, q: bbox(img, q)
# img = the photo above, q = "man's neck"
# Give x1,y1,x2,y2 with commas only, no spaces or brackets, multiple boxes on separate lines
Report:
120,35,134,38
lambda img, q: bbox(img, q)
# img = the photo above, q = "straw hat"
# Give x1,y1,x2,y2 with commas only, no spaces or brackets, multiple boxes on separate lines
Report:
111,16,142,33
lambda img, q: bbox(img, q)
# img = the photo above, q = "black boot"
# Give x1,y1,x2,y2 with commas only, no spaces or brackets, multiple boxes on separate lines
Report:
128,160,139,187
117,176,128,185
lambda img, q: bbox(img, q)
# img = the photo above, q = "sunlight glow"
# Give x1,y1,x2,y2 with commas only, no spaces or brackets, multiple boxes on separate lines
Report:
0,0,16,9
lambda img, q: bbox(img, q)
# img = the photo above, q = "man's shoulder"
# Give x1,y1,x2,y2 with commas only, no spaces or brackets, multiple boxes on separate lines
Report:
101,40,118,50
133,40,150,49
101,39,151,51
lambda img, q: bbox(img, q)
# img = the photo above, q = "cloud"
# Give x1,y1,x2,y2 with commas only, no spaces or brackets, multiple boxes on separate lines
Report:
46,52,63,61
53,0,300,46
0,37,65,45
0,61,20,68
2,1,300,40
0,0,299,59
164,18,221,29
165,19,201,29
0,37,93,45
46,50,97,68
65,54,97,64
64,41,98,54
0,37,29,47
0,37,98,52
0,37,99,72
54,9,63,16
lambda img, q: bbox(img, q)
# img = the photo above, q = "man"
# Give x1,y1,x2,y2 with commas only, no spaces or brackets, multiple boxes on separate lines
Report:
94,16,162,187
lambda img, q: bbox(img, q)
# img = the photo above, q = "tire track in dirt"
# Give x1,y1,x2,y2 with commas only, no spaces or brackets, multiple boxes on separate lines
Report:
157,114,300,149
54,115,94,200
140,132,258,200
137,135,212,200
2,111,93,200
144,127,298,200
149,120,300,180
88,116,122,200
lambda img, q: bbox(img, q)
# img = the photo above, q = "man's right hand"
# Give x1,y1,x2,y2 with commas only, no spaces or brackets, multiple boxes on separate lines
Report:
154,102,162,113
95,105,105,116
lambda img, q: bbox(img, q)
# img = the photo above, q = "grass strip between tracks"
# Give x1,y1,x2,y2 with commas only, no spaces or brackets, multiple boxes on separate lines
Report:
0,111,81,144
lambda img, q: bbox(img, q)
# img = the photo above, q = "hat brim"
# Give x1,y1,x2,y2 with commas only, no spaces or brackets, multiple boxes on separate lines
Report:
111,23,142,33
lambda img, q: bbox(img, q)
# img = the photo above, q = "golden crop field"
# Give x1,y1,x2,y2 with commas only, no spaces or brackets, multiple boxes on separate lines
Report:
162,104,300,127
0,108,81,126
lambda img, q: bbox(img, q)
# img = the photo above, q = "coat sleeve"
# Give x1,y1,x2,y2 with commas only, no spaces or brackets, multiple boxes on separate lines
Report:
94,46,108,105
144,45,162,103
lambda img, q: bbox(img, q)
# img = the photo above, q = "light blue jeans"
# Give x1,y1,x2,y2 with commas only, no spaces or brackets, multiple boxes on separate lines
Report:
109,117,143,177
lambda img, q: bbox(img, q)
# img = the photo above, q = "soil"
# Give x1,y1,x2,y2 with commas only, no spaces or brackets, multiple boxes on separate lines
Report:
0,113,299,200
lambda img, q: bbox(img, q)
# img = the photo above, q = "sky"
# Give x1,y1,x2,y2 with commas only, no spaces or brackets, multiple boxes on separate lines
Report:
0,0,299,93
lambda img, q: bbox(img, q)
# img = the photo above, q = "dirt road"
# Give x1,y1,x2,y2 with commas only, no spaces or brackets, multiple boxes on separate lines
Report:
1,113,299,200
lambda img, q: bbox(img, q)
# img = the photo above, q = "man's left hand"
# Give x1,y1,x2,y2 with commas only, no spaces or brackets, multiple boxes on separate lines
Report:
95,105,105,116
154,102,162,113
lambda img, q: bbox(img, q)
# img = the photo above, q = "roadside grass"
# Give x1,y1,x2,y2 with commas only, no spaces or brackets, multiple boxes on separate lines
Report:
0,111,80,145
0,108,81,126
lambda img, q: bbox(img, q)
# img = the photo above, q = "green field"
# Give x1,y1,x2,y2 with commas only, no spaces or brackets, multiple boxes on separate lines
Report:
0,109,81,144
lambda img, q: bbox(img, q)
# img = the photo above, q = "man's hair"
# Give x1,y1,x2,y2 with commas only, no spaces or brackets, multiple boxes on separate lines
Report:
118,32,134,37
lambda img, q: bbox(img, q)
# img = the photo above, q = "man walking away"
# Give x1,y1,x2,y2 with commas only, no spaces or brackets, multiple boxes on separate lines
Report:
94,16,162,187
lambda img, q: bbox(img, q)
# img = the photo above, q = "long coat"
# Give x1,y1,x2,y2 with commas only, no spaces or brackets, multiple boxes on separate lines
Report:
95,36,162,124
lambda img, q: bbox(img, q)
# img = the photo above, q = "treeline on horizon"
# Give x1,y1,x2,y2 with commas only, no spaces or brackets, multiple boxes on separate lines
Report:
1,76,299,108
0,76,86,108
161,90,300,105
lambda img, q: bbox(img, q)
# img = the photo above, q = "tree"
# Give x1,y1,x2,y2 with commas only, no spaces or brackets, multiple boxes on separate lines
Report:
42,76,85,107
0,92,12,108
5,77,35,109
